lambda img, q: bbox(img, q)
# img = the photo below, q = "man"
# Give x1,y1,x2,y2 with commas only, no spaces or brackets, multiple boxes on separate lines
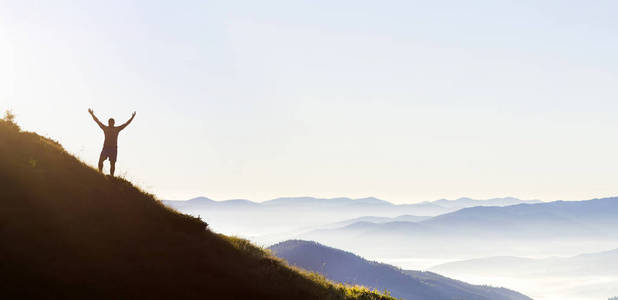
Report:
88,108,136,177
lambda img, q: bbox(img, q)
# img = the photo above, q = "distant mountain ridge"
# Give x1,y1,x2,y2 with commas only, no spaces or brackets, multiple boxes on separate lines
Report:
430,247,618,277
431,197,542,209
163,196,541,218
163,196,546,245
269,240,532,300
429,247,618,300
263,196,392,206
307,197,618,239
423,197,618,237
165,196,539,209
298,197,618,260
323,215,432,229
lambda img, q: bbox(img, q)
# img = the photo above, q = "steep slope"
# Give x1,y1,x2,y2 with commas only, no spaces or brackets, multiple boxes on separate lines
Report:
269,240,532,300
0,117,393,300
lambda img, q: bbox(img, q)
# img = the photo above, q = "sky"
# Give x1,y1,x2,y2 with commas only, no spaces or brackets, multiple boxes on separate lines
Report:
1,0,618,203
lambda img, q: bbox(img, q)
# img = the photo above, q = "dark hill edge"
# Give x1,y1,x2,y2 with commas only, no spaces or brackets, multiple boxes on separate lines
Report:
269,240,533,300
0,117,394,300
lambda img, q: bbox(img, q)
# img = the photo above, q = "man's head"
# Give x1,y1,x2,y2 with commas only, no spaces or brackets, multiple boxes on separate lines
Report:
108,118,115,126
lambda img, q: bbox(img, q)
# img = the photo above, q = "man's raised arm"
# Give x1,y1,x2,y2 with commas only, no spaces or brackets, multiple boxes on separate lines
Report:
88,108,105,129
118,111,136,130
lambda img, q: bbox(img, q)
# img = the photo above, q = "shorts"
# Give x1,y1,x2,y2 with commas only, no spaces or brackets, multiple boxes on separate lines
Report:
100,147,118,162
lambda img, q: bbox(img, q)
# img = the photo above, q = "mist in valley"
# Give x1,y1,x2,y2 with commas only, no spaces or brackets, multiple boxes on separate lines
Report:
165,196,618,300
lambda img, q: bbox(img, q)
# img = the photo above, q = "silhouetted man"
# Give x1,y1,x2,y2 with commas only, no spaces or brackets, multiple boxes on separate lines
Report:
88,108,136,177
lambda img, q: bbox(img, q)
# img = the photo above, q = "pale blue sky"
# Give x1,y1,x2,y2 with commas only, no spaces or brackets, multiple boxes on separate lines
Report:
2,0,617,203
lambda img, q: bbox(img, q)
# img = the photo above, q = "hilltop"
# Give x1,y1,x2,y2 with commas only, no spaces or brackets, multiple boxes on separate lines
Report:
0,115,394,300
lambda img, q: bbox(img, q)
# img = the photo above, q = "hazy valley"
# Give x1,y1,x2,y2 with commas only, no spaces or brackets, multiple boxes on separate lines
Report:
166,196,618,300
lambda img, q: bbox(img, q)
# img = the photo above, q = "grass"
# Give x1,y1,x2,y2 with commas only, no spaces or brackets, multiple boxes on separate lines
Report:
0,114,396,300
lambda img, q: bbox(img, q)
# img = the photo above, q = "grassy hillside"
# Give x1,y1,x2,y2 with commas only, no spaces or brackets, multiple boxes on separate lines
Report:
0,114,395,300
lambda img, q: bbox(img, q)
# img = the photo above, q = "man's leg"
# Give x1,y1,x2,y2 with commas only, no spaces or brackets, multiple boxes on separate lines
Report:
109,148,117,177
110,161,115,177
98,155,105,172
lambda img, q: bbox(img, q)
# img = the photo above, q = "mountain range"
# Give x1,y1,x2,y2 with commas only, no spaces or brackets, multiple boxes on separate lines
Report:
429,247,618,300
430,247,618,277
300,197,618,258
432,197,542,209
307,197,618,238
163,196,541,244
165,196,539,212
323,215,432,229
